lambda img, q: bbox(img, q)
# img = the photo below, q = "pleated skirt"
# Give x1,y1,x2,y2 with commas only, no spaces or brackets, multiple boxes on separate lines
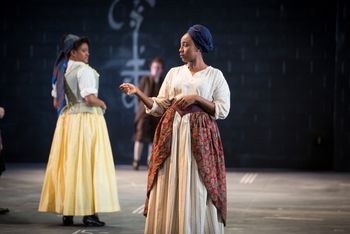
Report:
38,110,120,216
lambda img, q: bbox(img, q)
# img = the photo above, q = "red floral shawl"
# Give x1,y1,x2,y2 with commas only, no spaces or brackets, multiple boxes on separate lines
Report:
144,103,227,226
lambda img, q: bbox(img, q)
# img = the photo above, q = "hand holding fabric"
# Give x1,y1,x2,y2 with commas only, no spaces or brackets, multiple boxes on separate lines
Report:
175,95,198,110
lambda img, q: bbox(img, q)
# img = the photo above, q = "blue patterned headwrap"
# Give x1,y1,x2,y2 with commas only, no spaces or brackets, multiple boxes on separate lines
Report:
187,24,214,53
51,34,89,115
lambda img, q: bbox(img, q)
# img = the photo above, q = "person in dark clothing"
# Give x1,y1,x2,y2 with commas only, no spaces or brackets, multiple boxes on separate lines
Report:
132,57,164,170
0,106,9,215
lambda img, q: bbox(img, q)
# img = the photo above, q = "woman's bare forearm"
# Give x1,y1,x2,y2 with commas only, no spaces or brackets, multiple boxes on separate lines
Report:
53,98,59,110
135,88,154,109
195,96,215,116
84,94,106,109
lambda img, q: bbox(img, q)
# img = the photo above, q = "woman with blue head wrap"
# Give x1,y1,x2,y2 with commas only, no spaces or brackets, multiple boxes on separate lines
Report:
120,24,230,233
187,24,214,53
39,34,120,227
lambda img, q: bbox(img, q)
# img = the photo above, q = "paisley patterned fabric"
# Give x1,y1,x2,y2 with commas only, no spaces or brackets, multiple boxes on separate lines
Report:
144,102,227,226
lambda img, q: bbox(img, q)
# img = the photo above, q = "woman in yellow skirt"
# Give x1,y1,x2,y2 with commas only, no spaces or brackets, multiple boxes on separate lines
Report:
38,34,120,226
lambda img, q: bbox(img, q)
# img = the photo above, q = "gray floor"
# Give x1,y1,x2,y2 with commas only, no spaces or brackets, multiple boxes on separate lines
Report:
0,164,349,234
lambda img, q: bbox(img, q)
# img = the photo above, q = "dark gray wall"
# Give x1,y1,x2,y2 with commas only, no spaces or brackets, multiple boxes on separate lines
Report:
0,0,348,170
334,0,350,171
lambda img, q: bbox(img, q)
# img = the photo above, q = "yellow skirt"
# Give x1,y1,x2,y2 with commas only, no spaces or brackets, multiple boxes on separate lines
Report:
38,110,120,216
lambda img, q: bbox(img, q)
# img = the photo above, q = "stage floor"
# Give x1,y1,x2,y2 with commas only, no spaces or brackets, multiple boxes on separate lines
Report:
0,164,349,234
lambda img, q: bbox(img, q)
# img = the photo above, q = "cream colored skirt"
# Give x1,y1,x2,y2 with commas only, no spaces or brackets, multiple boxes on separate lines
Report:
144,113,224,234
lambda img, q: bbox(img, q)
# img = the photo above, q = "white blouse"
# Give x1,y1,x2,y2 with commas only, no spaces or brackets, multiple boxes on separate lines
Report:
51,60,99,98
146,65,230,120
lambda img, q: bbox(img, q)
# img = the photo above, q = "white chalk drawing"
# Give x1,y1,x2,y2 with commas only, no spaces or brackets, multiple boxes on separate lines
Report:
108,0,156,112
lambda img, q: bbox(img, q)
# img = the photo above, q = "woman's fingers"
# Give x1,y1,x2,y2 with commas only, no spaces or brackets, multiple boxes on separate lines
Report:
176,97,188,109
119,83,131,88
182,102,190,109
119,83,129,90
119,83,134,95
176,96,196,109
175,97,183,105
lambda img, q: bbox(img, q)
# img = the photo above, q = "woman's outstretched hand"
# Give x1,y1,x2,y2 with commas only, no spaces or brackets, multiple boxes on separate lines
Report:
120,82,155,109
119,83,138,96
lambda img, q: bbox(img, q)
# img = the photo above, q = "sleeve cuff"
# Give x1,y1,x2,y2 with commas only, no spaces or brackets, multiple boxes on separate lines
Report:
213,101,229,120
145,97,159,114
51,89,57,98
80,88,98,98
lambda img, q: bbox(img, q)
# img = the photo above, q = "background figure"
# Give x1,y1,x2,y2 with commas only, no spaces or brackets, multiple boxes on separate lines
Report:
133,57,164,170
0,106,9,215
